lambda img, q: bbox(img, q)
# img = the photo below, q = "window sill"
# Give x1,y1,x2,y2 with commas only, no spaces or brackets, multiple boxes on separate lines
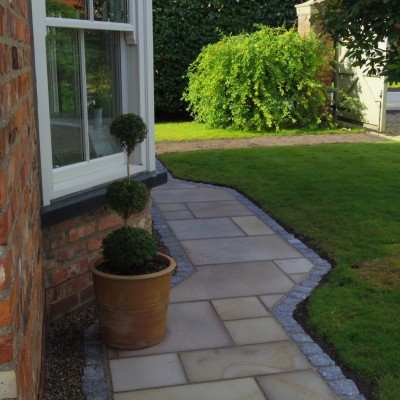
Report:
40,170,167,228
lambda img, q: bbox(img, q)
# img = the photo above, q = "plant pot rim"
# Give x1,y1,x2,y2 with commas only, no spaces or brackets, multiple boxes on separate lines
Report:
90,252,176,281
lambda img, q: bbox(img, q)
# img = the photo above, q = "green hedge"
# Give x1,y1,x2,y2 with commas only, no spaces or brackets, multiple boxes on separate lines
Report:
183,27,332,131
153,0,303,116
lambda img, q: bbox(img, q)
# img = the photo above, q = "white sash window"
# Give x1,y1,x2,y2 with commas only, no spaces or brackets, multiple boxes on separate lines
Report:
32,1,155,205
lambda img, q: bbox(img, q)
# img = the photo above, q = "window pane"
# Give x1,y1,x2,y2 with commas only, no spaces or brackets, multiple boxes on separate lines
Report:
46,28,85,167
85,30,122,158
93,0,128,22
46,0,88,19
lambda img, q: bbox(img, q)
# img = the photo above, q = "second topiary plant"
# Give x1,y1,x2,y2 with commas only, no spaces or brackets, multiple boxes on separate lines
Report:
90,113,176,349
100,113,160,276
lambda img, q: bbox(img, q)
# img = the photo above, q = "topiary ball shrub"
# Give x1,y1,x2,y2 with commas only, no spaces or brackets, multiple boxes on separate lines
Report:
106,180,149,222
102,227,158,275
110,113,148,155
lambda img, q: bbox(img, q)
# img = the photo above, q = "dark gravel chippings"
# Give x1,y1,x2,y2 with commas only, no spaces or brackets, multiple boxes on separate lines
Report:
385,111,400,136
44,305,97,399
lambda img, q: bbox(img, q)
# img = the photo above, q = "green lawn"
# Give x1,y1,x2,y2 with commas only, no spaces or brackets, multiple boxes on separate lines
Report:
155,121,363,142
159,142,400,400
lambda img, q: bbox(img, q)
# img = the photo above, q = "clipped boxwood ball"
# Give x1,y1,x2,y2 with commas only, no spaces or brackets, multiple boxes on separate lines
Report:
106,180,149,220
102,227,157,274
110,113,148,155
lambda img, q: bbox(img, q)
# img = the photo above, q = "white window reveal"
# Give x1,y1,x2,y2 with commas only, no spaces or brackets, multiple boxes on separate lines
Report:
32,0,155,205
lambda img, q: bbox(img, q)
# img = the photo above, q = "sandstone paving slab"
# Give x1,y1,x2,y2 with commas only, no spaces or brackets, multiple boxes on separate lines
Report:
231,216,275,235
160,210,195,220
113,377,267,400
152,188,233,203
275,258,314,274
223,317,289,345
181,235,302,265
109,353,186,392
259,294,286,310
170,261,295,303
187,200,252,218
152,181,198,190
289,273,308,283
156,203,188,211
179,341,311,383
256,370,338,400
211,297,270,321
116,301,233,358
168,217,245,240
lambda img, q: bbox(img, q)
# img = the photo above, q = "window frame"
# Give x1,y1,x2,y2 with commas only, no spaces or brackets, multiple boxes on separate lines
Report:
32,1,155,206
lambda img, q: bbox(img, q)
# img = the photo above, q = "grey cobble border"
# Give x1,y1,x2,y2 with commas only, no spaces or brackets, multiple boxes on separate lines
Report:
82,322,110,400
82,160,367,399
152,206,194,286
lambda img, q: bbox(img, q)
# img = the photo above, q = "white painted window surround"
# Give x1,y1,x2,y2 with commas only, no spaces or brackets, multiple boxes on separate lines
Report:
32,1,156,206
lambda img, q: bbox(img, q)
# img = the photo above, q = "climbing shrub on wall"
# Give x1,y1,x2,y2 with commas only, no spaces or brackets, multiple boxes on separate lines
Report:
153,0,303,115
183,26,332,131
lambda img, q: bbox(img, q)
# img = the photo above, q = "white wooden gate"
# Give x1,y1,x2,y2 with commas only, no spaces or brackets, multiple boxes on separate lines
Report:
335,42,388,132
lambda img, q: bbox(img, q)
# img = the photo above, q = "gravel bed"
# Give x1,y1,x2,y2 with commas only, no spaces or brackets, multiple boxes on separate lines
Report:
156,132,387,154
385,111,400,136
44,305,97,399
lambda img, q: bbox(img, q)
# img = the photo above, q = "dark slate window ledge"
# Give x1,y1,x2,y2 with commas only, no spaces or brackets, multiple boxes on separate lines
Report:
41,170,167,229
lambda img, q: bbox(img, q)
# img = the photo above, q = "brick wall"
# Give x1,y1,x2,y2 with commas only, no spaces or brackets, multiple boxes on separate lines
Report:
42,201,152,322
0,0,44,398
296,0,334,88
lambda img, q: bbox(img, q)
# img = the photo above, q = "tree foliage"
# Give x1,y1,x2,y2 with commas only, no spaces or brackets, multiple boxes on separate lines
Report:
183,27,332,131
314,0,400,83
153,0,303,115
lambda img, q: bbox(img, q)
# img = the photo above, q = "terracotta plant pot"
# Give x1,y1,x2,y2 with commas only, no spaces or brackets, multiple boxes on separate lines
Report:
90,252,176,349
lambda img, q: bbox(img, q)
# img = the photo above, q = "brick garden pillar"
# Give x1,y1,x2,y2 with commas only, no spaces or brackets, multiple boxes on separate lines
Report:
296,0,334,88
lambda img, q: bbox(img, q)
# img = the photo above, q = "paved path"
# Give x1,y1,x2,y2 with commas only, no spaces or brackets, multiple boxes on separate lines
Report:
105,176,365,400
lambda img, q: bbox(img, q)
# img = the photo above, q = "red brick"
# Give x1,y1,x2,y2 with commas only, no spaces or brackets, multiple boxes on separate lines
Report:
88,237,102,251
58,273,91,298
0,334,14,363
0,203,13,245
0,6,4,36
0,298,12,327
50,293,79,318
55,242,87,261
51,267,68,285
78,258,89,273
20,71,29,95
98,214,123,231
16,18,24,41
0,43,4,75
69,224,96,242
49,233,66,250
0,251,12,291
0,171,7,209
0,280,17,327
